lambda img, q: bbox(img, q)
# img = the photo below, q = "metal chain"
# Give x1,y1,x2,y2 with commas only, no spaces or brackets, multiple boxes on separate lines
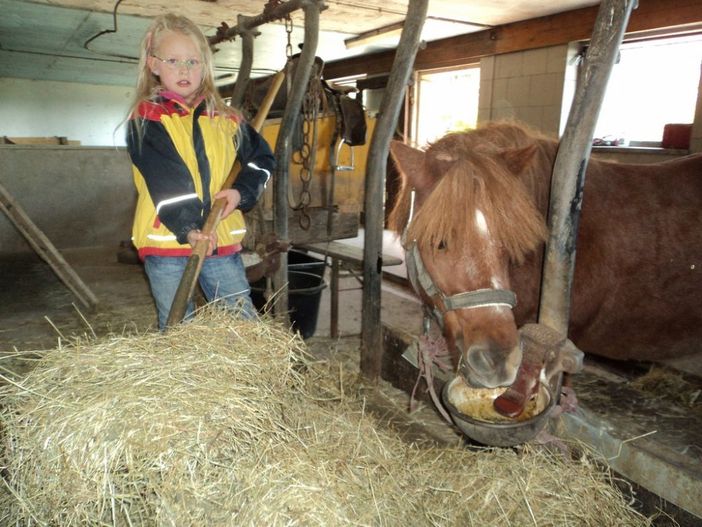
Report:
280,13,321,230
284,14,293,59
289,62,321,230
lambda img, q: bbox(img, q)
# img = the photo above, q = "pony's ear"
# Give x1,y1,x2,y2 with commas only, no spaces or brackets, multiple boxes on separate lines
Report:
501,144,538,175
389,141,430,192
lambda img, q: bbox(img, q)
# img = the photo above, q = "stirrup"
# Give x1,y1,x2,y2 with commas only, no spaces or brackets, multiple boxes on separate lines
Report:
334,139,355,171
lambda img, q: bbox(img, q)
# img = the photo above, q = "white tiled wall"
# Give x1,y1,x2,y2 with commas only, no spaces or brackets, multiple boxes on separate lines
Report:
478,45,571,136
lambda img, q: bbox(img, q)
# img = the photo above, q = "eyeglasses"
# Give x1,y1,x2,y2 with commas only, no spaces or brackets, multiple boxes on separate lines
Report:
151,54,202,71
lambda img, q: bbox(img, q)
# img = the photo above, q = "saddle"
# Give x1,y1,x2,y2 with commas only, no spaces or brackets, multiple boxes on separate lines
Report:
323,79,366,147
242,53,367,151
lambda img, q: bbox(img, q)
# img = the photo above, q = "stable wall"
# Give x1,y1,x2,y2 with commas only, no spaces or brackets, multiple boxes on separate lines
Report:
0,145,136,256
0,78,134,147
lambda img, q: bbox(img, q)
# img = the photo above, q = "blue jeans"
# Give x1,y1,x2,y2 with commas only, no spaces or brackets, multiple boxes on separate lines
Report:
144,253,256,330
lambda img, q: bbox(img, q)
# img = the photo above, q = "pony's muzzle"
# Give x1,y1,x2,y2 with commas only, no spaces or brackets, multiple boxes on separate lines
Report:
458,340,521,389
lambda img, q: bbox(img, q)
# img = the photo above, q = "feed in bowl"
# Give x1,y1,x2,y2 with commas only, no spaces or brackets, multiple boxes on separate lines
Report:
446,376,550,423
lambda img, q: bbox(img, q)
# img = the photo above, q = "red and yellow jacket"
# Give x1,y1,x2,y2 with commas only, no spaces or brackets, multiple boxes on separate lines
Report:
127,92,274,260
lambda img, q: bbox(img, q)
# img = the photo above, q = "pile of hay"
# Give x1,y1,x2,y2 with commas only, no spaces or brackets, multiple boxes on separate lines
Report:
0,310,650,526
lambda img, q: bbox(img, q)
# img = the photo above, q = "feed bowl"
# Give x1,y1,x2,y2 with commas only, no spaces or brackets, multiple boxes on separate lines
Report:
441,376,556,447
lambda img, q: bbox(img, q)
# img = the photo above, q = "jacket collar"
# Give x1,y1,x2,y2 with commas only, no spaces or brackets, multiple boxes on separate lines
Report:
157,91,205,112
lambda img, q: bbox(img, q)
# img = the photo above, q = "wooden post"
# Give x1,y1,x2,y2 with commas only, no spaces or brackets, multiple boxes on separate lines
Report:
539,0,637,333
229,19,255,109
330,258,340,338
360,0,428,381
271,0,323,319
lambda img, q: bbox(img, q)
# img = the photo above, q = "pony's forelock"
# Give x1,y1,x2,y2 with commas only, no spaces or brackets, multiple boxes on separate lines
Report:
398,123,551,263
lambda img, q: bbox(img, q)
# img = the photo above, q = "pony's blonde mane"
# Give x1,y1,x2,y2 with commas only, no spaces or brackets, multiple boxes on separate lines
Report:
393,122,556,264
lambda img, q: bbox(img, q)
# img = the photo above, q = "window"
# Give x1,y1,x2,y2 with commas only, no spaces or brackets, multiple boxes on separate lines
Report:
593,34,702,147
411,65,480,147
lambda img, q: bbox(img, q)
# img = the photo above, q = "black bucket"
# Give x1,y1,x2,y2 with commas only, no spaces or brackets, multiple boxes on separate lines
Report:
287,249,326,279
250,270,327,339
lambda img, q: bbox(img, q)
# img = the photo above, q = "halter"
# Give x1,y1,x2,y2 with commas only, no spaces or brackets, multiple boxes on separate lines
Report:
402,231,517,330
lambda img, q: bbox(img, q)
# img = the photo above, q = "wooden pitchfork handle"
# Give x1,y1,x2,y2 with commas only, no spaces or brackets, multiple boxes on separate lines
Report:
165,71,285,328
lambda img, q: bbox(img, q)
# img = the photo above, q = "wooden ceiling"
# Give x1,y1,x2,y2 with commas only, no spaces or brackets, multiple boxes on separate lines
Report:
1,0,601,86
20,0,601,36
2,0,700,87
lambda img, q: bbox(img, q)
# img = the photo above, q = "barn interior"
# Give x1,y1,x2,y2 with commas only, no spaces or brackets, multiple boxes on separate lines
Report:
2,0,702,524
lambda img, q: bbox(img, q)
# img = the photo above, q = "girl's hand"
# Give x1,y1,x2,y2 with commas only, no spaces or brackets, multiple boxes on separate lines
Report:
186,229,217,256
215,189,242,219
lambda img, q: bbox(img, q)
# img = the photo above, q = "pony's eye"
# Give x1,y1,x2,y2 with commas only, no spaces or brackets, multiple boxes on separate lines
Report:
437,240,447,250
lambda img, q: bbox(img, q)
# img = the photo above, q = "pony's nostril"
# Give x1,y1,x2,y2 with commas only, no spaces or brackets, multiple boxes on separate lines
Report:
460,343,519,388
466,345,495,375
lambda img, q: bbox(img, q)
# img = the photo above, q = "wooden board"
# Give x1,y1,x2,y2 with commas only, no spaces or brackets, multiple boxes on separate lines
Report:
243,208,360,248
324,0,702,78
258,115,377,219
2,136,80,145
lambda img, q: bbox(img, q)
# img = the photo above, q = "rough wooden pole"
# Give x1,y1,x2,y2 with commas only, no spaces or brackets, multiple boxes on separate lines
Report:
0,182,98,310
229,19,255,109
360,0,428,381
272,0,322,318
208,0,311,44
539,0,637,335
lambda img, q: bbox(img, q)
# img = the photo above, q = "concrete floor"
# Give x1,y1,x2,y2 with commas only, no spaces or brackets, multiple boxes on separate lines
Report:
0,244,419,346
0,246,155,354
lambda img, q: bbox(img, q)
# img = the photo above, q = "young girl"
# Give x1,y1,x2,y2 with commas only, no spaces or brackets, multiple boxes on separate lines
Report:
126,14,275,329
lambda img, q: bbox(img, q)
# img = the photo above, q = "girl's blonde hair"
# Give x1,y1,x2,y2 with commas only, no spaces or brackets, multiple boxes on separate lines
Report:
127,13,238,120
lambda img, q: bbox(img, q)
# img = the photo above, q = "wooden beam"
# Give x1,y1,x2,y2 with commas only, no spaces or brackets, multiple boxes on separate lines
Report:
324,0,702,79
360,0,428,382
0,182,98,310
539,0,636,373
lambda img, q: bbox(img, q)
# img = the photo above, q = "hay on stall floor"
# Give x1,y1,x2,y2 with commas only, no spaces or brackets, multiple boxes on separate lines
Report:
1,309,651,526
629,366,701,411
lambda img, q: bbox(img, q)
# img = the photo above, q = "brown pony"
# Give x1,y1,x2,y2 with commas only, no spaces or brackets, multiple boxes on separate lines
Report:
389,122,702,389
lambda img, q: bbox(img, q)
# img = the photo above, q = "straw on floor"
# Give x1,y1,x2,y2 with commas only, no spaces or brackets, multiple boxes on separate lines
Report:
0,309,651,526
